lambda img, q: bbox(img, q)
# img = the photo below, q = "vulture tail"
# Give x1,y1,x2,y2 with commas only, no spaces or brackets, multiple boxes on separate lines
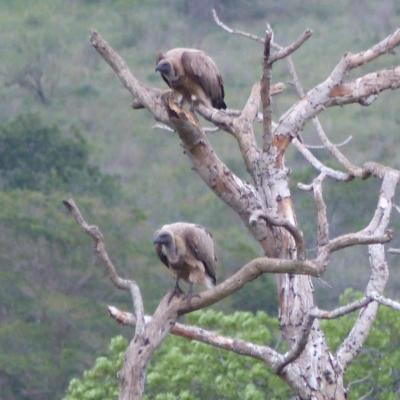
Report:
213,98,227,110
205,275,216,289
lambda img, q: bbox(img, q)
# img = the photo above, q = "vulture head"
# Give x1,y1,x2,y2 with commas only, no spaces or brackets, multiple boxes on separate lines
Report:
153,228,178,263
155,59,176,82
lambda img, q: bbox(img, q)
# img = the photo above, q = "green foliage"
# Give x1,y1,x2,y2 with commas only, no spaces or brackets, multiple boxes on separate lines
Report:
323,290,400,399
64,310,289,400
0,190,150,400
0,115,120,201
64,302,400,399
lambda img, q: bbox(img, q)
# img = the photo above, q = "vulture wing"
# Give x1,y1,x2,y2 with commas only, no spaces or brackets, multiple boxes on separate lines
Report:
181,50,226,109
185,225,217,285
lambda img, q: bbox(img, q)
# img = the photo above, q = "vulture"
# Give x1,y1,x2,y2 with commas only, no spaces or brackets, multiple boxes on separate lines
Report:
155,48,227,110
153,222,217,297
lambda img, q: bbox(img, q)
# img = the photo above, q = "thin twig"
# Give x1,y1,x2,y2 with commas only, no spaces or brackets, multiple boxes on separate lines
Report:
107,305,283,367
358,387,374,400
63,199,145,337
346,372,372,391
313,174,329,246
370,293,400,311
313,297,373,319
153,123,219,134
388,248,400,254
276,312,315,373
293,138,352,182
270,29,312,63
304,135,352,150
211,9,264,44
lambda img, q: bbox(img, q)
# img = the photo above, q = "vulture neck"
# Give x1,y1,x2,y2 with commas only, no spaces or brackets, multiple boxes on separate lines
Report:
165,65,179,84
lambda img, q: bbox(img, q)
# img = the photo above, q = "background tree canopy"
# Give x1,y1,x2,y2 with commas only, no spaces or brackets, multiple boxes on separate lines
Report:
0,115,120,200
64,293,400,400
0,0,399,399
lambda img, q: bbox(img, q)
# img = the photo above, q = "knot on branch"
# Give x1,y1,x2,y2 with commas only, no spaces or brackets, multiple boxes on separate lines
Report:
385,228,394,241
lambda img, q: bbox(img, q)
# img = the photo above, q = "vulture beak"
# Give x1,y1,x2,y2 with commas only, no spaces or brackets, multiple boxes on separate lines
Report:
153,232,171,246
153,236,162,245
153,234,165,245
155,62,170,75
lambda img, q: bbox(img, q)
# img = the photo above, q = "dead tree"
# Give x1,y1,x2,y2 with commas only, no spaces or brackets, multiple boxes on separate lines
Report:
64,10,400,400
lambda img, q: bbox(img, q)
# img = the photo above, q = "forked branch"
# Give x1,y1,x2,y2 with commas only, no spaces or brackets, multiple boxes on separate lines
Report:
211,9,264,44
269,29,312,63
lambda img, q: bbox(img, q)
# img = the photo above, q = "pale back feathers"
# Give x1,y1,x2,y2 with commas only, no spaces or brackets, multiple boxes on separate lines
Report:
155,48,226,110
153,222,217,289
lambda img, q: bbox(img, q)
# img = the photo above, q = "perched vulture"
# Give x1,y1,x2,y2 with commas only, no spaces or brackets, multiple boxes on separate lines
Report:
155,48,227,109
153,222,217,297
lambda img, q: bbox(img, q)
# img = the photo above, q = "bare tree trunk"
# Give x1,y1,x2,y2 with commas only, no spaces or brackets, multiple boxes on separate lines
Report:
117,295,180,400
63,18,400,400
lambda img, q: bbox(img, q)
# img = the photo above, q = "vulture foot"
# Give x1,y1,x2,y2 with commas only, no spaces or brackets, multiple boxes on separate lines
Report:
167,280,184,304
183,282,200,304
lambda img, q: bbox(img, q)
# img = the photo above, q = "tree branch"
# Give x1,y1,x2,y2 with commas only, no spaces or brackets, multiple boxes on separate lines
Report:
63,199,145,337
261,29,273,152
304,135,352,150
345,28,400,69
166,102,264,225
195,103,236,134
231,83,263,179
269,29,312,64
388,248,400,254
211,9,264,44
273,33,362,180
293,138,352,181
90,30,169,124
177,256,322,314
313,297,373,320
274,30,400,141
328,66,400,107
321,231,393,255
312,121,364,178
370,293,400,311
249,209,306,260
337,170,399,370
276,312,315,374
107,305,283,368
298,173,330,246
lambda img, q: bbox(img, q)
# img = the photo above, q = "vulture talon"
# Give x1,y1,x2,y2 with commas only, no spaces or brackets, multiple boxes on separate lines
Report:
167,287,184,305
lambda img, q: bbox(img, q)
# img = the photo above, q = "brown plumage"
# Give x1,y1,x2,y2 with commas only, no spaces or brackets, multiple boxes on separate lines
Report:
155,48,227,110
153,222,217,296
